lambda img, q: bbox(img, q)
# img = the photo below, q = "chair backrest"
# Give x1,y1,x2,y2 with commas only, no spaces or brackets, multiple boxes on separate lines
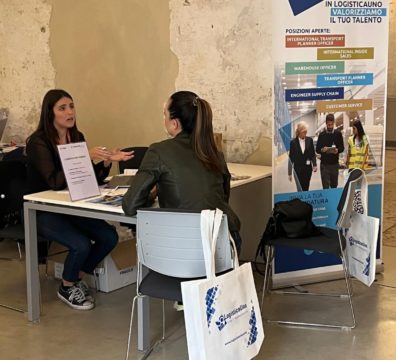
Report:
136,209,233,278
118,146,148,174
336,168,364,229
0,160,27,217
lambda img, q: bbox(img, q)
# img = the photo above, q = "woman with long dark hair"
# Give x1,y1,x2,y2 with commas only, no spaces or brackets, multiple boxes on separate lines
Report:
122,91,241,252
26,89,133,310
346,119,369,170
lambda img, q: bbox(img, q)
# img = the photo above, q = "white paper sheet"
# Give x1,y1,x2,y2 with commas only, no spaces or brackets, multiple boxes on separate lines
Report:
57,142,100,201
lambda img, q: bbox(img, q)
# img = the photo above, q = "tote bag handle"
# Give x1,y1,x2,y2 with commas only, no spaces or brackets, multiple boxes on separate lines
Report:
201,209,239,280
359,171,368,212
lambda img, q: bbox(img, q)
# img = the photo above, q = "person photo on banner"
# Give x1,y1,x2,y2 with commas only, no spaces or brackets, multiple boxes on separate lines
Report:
316,113,344,189
346,119,369,170
288,121,317,192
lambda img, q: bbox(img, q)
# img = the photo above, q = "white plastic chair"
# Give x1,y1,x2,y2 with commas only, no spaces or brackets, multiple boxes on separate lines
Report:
125,209,233,360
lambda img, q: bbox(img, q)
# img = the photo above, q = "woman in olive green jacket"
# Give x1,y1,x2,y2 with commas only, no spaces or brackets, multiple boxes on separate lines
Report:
122,91,241,252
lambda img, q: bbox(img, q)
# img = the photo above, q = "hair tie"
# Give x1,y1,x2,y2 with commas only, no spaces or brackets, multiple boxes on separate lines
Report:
193,96,199,107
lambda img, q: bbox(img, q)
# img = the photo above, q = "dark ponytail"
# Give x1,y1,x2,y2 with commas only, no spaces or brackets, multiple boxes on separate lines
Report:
169,91,223,172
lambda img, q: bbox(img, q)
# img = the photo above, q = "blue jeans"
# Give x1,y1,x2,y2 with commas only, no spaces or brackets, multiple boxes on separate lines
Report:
37,212,118,282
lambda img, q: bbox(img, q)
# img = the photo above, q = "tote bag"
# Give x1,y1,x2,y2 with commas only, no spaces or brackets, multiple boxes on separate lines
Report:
181,209,264,360
346,173,380,286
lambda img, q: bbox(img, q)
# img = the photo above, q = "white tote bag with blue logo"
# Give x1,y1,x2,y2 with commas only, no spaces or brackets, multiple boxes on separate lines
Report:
346,174,380,286
181,209,264,360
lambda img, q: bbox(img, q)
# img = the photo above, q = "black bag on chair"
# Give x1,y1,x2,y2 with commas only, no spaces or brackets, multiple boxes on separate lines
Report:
255,198,320,267
273,198,317,238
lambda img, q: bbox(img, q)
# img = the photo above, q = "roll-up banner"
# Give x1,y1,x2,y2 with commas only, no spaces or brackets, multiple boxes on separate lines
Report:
272,0,388,286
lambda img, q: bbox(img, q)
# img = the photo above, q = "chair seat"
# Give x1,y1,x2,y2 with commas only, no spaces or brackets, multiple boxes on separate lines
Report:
139,271,186,302
139,268,233,303
0,223,51,261
267,227,346,256
0,223,48,243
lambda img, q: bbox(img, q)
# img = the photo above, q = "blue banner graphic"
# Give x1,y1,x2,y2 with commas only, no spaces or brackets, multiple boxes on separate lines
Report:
317,73,373,87
285,87,344,102
288,0,323,16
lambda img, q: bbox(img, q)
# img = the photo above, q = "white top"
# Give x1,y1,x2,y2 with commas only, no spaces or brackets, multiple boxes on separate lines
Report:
299,137,306,153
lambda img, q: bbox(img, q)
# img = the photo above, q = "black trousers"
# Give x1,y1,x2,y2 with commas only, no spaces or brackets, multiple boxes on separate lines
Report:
293,166,313,192
320,163,339,189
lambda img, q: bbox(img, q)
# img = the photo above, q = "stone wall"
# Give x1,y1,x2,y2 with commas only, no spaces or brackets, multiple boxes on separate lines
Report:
169,0,272,164
0,0,55,143
1,1,395,160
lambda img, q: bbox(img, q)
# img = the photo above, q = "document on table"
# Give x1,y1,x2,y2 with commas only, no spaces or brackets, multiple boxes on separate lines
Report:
57,142,100,201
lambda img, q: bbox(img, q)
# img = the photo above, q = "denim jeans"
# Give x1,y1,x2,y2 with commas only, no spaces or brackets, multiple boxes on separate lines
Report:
37,212,118,282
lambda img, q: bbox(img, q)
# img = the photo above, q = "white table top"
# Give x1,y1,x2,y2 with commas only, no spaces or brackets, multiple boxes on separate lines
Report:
24,163,272,212
24,187,127,214
228,163,272,187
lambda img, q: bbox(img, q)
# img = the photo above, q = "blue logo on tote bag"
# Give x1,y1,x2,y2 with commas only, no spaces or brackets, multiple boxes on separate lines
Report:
205,286,218,327
248,306,258,345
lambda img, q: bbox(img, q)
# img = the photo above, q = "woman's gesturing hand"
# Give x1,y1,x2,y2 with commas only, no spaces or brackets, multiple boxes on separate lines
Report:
109,148,135,162
89,146,112,161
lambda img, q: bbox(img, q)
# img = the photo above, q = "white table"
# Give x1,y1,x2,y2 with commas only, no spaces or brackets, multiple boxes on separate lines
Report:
23,163,272,351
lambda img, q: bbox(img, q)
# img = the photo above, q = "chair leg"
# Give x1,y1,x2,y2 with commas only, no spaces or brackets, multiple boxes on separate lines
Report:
338,231,354,297
0,303,24,313
263,247,356,330
261,245,273,311
17,242,23,260
161,299,166,341
340,253,356,329
125,296,167,360
125,295,138,360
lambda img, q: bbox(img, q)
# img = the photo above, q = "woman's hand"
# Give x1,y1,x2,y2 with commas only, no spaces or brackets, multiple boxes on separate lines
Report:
108,148,135,162
89,146,112,161
313,166,317,172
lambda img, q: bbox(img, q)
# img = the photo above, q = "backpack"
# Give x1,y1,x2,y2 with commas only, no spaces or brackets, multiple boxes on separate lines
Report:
255,198,320,269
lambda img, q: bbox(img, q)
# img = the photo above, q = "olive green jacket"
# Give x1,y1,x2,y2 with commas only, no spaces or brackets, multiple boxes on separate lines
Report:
122,132,240,232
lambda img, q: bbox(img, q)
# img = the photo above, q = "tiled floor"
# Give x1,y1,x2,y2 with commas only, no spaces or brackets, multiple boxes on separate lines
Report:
0,151,396,360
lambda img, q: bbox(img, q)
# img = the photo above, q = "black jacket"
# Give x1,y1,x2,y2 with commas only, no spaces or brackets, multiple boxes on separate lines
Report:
315,129,344,165
122,132,240,232
26,130,111,194
288,137,317,176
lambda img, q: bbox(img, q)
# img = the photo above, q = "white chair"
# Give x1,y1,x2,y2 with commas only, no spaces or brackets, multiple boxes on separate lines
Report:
125,208,233,360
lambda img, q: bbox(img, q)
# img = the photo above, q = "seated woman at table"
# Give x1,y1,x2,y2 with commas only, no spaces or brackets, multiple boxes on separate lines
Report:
122,90,242,253
26,89,133,311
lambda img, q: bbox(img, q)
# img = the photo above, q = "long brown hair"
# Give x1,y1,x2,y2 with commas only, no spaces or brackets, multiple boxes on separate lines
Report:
168,91,223,172
352,119,365,142
27,89,80,148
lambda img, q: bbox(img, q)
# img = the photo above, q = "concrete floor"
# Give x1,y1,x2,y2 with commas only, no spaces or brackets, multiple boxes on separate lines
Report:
1,151,396,359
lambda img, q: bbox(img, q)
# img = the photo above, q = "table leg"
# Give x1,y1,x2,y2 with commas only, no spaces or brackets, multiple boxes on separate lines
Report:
24,204,40,322
137,296,150,351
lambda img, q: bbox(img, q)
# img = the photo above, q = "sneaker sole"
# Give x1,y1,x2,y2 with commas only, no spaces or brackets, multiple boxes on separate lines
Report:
57,292,95,311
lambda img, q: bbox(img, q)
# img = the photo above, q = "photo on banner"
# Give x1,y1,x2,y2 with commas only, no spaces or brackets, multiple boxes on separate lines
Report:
272,0,388,283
